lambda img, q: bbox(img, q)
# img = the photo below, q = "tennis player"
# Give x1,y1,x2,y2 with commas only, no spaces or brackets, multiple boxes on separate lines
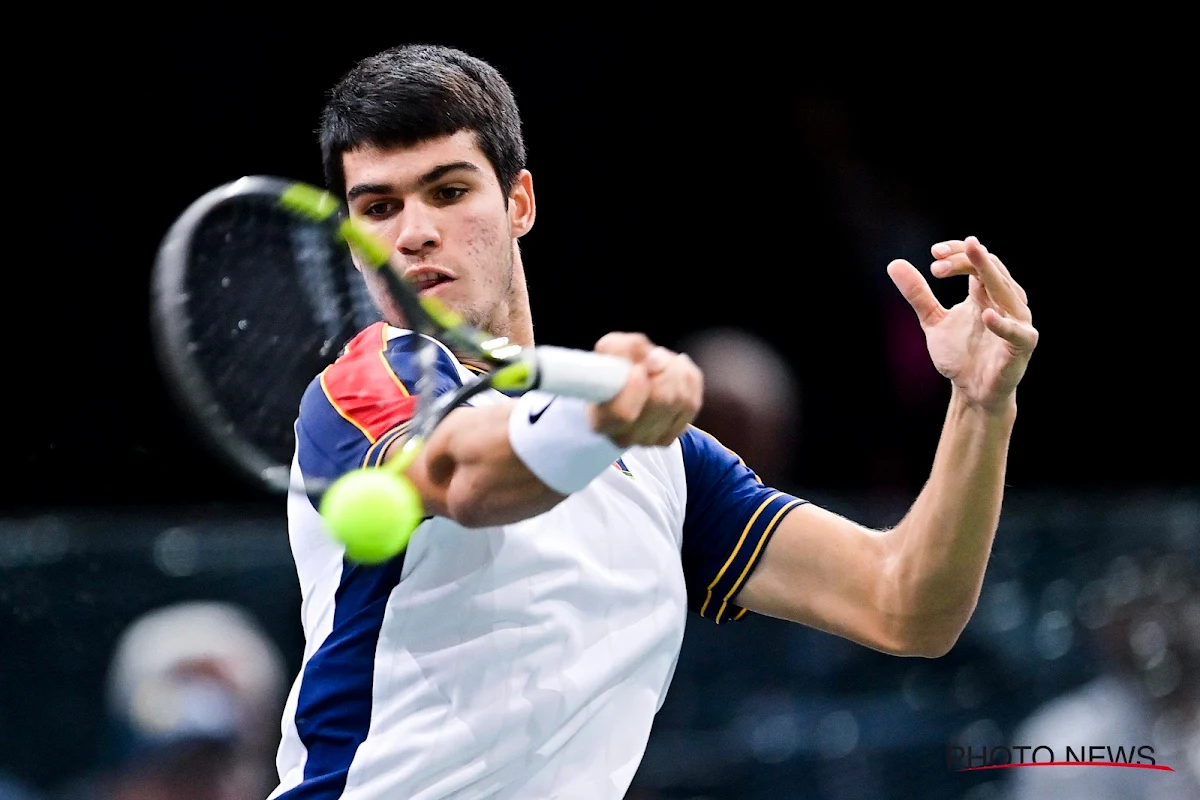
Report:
270,44,1038,799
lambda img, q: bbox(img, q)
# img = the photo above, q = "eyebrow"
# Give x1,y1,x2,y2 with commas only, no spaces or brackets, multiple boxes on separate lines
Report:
346,161,483,201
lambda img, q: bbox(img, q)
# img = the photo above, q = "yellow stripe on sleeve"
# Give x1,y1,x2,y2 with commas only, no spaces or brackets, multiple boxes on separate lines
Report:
362,421,412,467
320,370,377,444
698,492,782,618
714,498,804,623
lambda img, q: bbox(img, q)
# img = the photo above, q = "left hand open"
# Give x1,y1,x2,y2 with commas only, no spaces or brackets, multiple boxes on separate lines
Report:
887,235,1038,414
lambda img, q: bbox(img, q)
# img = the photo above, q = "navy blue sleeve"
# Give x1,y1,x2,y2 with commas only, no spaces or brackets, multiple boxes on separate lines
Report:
680,426,807,624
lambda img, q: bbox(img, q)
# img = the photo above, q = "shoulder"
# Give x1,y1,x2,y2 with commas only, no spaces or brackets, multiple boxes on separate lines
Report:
678,425,764,486
303,323,414,439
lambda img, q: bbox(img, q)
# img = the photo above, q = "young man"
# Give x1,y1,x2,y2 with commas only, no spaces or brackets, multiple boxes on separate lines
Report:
271,44,1038,799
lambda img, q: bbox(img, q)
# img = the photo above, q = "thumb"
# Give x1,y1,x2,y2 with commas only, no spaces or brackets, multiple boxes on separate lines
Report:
887,259,945,327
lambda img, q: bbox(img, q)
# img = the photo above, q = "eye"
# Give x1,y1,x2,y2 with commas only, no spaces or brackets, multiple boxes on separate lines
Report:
361,200,398,219
434,186,468,202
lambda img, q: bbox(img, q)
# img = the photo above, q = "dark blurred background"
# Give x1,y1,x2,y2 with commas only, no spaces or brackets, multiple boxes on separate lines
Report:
3,21,1196,800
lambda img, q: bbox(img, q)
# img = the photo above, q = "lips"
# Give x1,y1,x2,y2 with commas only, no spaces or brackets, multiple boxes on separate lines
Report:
403,268,454,296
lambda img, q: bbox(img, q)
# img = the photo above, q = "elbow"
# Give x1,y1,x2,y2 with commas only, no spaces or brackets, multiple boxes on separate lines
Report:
890,613,970,659
905,632,960,659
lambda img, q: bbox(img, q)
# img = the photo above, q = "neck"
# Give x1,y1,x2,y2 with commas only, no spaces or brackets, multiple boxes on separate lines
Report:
502,242,535,347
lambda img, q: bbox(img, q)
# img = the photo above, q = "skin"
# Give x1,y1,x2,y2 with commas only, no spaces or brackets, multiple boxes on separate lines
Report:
342,131,702,526
344,132,1039,657
737,238,1038,656
343,132,535,349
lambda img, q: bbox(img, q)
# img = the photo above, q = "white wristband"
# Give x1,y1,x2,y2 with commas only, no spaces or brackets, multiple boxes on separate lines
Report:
508,391,626,495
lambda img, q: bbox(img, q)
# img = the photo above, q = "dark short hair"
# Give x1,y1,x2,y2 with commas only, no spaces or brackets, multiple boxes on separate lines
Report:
319,44,526,202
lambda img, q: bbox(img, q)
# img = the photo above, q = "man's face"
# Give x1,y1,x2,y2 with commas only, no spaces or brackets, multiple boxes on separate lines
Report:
342,131,530,334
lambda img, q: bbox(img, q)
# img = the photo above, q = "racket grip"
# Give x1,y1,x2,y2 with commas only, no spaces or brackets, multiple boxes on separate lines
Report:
534,346,631,402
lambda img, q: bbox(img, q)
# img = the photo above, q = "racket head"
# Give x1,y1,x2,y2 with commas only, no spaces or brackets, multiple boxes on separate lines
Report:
152,176,379,495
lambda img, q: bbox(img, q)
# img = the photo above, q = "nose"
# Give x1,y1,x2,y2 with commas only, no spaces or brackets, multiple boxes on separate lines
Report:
395,202,441,256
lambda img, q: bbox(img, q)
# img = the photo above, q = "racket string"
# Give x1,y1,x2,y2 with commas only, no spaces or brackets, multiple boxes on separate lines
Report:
185,200,367,468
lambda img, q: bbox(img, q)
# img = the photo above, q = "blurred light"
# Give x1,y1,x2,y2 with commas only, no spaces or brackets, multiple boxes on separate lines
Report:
1039,578,1076,616
154,527,200,576
1187,726,1200,785
953,664,988,709
1034,610,1074,661
1152,707,1187,759
982,580,1027,633
1149,553,1191,604
0,516,70,568
956,718,1003,750
961,782,1001,800
1130,619,1168,669
1166,496,1200,551
902,664,935,711
1181,600,1200,653
1075,579,1111,630
1142,650,1181,698
749,712,801,764
1104,555,1143,609
815,710,858,760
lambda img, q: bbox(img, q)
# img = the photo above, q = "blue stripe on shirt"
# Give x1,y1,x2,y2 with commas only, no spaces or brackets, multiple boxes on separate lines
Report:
276,557,406,798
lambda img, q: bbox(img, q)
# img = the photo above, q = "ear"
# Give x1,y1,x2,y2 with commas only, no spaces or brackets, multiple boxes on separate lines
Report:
508,169,536,239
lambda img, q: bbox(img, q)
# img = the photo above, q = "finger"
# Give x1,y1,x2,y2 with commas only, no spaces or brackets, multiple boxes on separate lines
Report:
981,308,1039,352
965,238,1029,318
934,238,1028,318
644,345,674,376
620,353,699,446
933,251,1028,305
592,363,651,445
887,259,946,327
639,358,698,444
594,332,655,363
652,355,703,445
931,239,968,259
986,251,1029,305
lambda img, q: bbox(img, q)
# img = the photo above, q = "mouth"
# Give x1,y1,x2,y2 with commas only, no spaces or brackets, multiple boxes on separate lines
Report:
404,269,455,297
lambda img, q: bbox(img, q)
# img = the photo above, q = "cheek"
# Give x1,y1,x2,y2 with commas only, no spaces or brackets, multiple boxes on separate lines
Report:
460,213,508,263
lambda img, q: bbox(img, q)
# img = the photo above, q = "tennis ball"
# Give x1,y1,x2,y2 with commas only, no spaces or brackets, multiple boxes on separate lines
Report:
319,468,424,564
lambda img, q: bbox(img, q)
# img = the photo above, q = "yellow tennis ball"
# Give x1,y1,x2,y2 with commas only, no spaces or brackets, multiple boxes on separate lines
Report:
319,468,424,564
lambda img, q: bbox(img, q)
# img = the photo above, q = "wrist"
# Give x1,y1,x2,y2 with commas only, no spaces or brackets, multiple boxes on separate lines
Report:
949,387,1018,427
509,392,627,495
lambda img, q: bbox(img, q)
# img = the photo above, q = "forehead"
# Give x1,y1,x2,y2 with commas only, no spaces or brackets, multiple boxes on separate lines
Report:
341,130,495,192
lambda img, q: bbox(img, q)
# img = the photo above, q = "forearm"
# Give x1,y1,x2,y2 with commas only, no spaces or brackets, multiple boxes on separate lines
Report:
884,387,1017,651
386,403,567,528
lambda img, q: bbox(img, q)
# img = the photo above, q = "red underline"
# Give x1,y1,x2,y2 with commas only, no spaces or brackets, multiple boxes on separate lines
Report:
957,761,1175,772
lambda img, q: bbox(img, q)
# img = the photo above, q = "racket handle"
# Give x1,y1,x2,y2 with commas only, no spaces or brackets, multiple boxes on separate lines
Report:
534,346,632,402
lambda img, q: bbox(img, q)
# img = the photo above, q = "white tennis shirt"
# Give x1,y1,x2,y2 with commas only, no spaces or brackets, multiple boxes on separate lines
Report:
270,322,805,799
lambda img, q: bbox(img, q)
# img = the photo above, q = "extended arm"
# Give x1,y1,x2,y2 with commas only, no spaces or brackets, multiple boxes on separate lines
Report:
737,392,1014,656
736,237,1037,656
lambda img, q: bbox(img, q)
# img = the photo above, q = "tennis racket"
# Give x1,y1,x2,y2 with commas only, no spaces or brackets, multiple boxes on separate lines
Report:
151,175,631,506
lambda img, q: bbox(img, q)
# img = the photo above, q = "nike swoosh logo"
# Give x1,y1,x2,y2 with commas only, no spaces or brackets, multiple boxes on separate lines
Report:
529,397,555,424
